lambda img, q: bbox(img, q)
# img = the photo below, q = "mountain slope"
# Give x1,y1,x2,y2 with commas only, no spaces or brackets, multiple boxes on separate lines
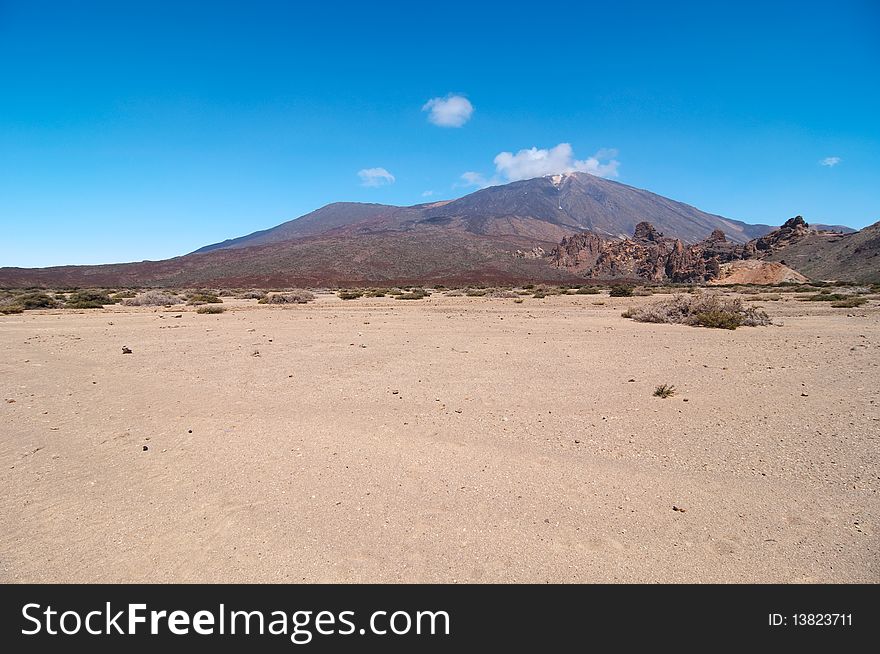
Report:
193,202,399,253
422,173,771,244
761,220,880,282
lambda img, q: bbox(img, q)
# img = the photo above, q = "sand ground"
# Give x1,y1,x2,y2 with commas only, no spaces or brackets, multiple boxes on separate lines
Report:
1,292,878,583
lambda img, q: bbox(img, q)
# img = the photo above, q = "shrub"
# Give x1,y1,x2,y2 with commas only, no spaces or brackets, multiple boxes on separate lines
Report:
111,290,137,300
830,297,867,308
653,384,676,398
514,298,524,304
337,290,363,300
609,285,634,297
123,290,180,306
622,292,771,329
66,290,115,309
259,290,315,304
465,289,488,297
395,288,429,300
575,286,600,294
238,290,267,300
803,293,849,302
364,288,391,297
196,305,225,314
487,289,519,298
186,293,221,305
16,292,57,310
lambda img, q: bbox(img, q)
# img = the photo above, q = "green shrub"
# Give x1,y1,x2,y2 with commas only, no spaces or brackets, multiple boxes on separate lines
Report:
691,310,742,330
395,288,429,300
830,297,867,308
337,290,364,300
16,292,57,310
66,290,115,308
609,285,634,297
259,290,315,304
0,305,24,314
575,286,600,294
653,384,676,398
111,290,138,300
196,305,225,314
465,289,488,296
186,293,222,305
803,293,848,302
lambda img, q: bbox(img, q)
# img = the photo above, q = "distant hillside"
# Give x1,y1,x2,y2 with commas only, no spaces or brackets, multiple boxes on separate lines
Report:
761,220,880,282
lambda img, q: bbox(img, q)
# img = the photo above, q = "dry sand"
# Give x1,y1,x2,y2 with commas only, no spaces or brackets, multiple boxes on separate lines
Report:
1,293,878,583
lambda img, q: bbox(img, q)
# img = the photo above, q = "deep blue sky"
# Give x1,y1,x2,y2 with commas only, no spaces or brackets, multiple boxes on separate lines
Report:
1,0,878,267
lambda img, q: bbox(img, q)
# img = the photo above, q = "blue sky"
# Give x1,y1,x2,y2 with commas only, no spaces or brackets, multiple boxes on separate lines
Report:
1,0,878,267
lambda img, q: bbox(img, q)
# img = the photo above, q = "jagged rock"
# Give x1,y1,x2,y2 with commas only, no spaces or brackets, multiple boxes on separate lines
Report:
633,222,663,242
551,216,827,282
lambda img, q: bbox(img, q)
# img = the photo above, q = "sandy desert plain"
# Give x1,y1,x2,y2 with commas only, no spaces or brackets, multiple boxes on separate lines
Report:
1,287,878,583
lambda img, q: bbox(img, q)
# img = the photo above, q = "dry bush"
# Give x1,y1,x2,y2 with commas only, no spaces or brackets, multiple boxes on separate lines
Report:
622,292,771,330
196,305,225,314
487,289,518,298
830,297,867,308
123,290,180,306
238,290,267,300
259,290,315,304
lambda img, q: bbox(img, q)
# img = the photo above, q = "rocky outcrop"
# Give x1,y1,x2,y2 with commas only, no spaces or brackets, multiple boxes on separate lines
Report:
550,216,840,282
740,215,812,257
551,222,744,282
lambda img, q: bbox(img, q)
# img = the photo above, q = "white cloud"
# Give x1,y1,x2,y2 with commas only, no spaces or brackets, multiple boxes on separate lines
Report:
820,156,841,167
421,190,435,197
457,171,493,189
493,143,619,181
458,143,619,188
357,167,395,187
422,94,474,127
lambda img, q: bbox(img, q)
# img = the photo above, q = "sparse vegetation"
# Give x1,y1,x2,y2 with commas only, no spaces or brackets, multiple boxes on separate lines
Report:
65,290,116,309
653,384,676,398
830,297,868,308
337,290,364,300
395,288,429,300
609,285,634,297
575,286,600,294
259,290,315,304
16,292,58,310
803,292,849,302
465,288,488,296
111,290,137,300
622,293,771,329
196,305,225,314
238,290,267,300
186,293,222,305
123,290,180,306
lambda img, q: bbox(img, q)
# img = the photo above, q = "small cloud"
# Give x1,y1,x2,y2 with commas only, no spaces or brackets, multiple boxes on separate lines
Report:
357,167,395,187
421,190,435,197
422,94,474,127
820,156,841,167
457,171,495,189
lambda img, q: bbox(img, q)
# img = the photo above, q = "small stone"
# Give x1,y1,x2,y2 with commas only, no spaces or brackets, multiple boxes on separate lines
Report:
392,390,399,395
187,429,192,434
801,393,809,397
122,346,132,354
628,379,636,382
672,505,686,512
142,445,149,452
